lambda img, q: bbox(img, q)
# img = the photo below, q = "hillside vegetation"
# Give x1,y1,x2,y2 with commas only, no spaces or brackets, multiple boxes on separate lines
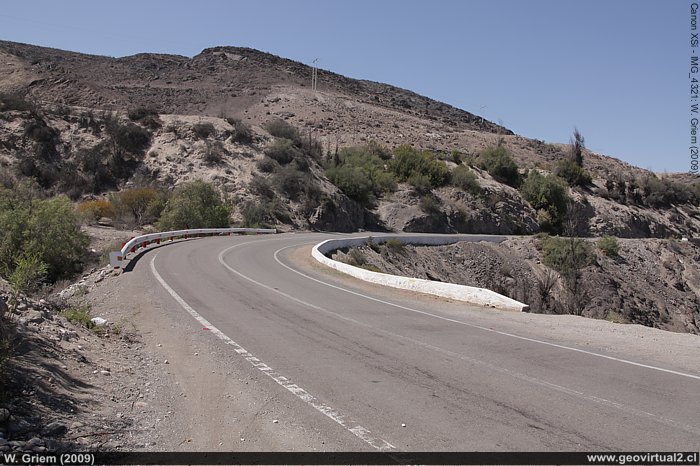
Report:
0,41,699,332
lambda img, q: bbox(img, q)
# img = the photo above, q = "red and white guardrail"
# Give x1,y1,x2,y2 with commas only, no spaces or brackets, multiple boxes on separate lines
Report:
109,228,277,269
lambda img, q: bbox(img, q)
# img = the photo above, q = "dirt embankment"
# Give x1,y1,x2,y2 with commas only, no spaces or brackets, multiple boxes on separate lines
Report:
333,238,700,335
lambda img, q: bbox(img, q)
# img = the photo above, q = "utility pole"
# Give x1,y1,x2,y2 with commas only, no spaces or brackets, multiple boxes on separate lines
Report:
312,58,319,91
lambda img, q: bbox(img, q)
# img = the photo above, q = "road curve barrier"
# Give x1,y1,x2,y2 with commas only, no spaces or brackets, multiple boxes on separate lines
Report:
109,227,277,269
312,235,529,312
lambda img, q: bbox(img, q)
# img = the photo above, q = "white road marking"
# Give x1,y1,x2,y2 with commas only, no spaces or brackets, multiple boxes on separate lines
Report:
216,240,699,436
272,244,700,382
149,253,396,452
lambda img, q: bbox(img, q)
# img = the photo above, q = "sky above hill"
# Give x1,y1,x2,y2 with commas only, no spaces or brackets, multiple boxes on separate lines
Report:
0,0,691,173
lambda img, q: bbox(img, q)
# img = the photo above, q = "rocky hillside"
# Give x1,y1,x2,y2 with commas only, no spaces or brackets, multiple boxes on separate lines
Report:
0,40,699,237
332,237,700,335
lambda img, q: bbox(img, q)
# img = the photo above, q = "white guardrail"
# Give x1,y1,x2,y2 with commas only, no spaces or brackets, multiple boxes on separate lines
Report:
109,228,277,269
312,235,530,312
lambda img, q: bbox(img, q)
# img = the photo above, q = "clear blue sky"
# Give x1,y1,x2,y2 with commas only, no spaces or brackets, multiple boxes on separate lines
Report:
0,0,690,172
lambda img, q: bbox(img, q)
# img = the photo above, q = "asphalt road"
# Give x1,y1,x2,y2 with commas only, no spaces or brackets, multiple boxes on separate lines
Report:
142,232,700,451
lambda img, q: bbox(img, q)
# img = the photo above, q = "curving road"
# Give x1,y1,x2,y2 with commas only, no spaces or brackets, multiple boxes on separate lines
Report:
138,232,699,451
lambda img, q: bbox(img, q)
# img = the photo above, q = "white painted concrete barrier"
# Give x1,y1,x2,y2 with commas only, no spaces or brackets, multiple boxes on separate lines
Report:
110,227,277,269
312,235,529,312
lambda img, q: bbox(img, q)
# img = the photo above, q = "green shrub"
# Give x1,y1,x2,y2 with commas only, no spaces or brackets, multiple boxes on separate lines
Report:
555,157,592,187
128,106,159,121
419,194,442,216
520,171,570,234
326,164,373,204
325,145,396,205
478,146,520,187
62,305,94,329
264,119,299,142
192,122,216,140
226,118,254,144
597,235,619,256
157,181,230,230
0,188,89,282
265,139,302,165
108,121,151,155
202,141,228,165
9,253,48,294
240,200,279,228
256,156,279,173
249,176,275,200
273,167,315,202
451,165,480,193
408,173,433,194
384,238,406,254
390,145,450,189
540,235,595,275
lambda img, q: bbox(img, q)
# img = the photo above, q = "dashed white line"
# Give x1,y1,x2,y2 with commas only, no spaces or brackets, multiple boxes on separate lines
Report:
150,253,396,452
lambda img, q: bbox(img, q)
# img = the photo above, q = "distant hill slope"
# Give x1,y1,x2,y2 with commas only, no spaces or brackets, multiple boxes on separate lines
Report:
0,40,698,239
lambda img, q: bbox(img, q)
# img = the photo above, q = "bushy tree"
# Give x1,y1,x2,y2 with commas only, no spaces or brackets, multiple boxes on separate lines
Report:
157,181,230,230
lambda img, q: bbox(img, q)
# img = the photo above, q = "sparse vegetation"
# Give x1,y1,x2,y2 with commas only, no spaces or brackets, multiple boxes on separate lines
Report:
597,235,620,256
384,238,406,254
202,140,228,165
226,117,254,144
127,106,161,130
264,118,299,142
62,305,94,329
265,138,302,165
192,122,216,140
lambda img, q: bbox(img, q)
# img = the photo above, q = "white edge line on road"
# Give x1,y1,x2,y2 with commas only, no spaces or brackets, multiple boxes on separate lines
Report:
149,252,396,452
216,241,699,435
272,243,700,382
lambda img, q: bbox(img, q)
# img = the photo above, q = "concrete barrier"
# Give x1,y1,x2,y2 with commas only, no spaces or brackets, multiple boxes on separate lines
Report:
110,227,277,269
312,235,529,312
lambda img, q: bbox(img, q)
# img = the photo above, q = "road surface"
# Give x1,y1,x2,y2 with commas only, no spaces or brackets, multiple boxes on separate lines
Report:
136,232,699,451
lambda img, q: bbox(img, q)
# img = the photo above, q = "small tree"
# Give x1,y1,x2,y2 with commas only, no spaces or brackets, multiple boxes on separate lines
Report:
570,128,585,167
116,187,158,226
